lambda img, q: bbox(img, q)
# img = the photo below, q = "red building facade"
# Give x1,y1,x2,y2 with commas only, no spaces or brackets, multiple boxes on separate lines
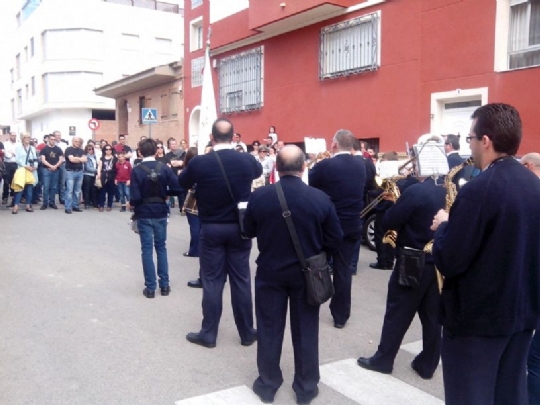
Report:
184,0,540,154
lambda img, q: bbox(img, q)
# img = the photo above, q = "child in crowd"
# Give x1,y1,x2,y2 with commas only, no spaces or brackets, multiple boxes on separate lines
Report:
115,152,132,212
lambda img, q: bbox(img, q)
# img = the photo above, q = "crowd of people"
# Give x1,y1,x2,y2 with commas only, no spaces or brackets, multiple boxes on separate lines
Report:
2,107,540,405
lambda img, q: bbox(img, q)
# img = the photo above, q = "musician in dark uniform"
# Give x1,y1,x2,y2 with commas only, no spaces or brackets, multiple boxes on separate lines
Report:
357,161,445,379
244,145,342,405
431,103,540,405
178,118,262,348
444,134,464,170
309,130,366,328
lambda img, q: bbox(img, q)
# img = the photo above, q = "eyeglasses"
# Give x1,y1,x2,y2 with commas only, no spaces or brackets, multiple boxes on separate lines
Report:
157,146,163,149
105,148,112,151
465,136,477,144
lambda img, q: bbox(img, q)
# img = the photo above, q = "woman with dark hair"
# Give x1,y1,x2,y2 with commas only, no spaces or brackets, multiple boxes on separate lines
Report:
155,142,168,164
96,144,117,211
183,147,200,258
82,143,98,209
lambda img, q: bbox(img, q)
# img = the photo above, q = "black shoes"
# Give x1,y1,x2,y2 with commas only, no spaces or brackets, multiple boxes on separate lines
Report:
411,360,433,380
160,286,171,296
296,386,319,405
334,322,346,329
186,332,216,348
252,381,275,404
40,205,47,210
187,278,203,288
49,203,58,209
143,288,155,299
357,356,393,374
241,332,257,347
183,252,197,257
369,262,393,270
120,206,126,212
65,209,72,214
72,207,83,212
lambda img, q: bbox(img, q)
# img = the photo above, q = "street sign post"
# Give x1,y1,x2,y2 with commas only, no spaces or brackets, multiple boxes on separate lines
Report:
141,108,158,138
88,118,100,140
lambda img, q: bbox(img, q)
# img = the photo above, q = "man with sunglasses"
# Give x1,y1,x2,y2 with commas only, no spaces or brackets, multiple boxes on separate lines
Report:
431,103,540,405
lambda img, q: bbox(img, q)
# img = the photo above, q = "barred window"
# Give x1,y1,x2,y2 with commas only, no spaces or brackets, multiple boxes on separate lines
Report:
219,47,263,114
191,56,204,87
192,0,203,9
509,0,540,69
319,12,380,80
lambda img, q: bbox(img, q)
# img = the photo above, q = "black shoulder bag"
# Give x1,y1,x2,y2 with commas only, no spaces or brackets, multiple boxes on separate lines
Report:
275,181,334,306
214,151,249,239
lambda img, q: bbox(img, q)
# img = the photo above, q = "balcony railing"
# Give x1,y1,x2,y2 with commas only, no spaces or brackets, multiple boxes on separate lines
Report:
104,0,181,14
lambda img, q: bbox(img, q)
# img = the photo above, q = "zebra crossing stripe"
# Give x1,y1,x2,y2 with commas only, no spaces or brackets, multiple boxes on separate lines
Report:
320,358,444,405
175,385,261,405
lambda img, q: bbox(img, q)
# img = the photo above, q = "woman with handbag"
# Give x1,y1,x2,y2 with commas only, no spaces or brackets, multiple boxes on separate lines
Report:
96,144,117,212
11,132,39,214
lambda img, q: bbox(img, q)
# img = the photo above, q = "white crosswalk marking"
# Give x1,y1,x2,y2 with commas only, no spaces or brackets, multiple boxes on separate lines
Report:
320,359,444,405
175,385,262,405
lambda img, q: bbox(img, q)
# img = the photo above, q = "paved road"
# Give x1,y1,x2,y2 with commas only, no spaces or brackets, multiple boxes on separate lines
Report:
0,203,445,405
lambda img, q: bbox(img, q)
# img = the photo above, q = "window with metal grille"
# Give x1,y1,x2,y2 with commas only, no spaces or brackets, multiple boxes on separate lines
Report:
319,12,380,80
219,47,263,113
509,0,540,69
192,0,203,9
191,56,204,87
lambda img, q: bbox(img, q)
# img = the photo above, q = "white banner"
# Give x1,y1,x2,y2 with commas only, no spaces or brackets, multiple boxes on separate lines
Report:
198,46,218,155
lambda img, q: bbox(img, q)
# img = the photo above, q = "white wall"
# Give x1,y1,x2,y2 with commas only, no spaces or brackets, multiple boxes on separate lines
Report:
30,109,96,143
210,0,248,24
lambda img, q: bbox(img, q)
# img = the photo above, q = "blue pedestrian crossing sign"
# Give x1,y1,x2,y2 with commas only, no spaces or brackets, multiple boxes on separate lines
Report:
142,108,158,124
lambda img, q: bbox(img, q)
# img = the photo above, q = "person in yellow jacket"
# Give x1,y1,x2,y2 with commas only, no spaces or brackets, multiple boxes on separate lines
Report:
11,132,38,214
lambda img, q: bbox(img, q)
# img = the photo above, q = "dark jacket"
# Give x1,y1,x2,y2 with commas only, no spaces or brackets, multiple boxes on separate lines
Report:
381,178,445,262
433,157,540,336
244,175,343,277
130,160,181,219
309,153,366,239
178,148,262,224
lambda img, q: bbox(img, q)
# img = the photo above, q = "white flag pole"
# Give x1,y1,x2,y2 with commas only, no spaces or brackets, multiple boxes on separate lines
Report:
197,34,218,155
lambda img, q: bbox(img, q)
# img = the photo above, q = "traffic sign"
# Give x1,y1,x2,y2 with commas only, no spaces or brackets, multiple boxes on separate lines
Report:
142,108,158,124
88,119,100,131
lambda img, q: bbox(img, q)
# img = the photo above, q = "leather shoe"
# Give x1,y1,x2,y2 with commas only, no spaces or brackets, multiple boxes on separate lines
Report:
65,209,72,214
411,361,433,380
186,332,216,348
160,286,171,296
252,381,275,404
72,207,83,212
369,262,393,270
183,252,197,257
241,332,257,347
40,204,48,210
187,278,203,288
142,288,155,299
49,204,58,209
334,322,345,329
357,356,392,374
296,386,319,405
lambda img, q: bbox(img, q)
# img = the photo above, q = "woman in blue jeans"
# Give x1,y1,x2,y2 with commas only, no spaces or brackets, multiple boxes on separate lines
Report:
96,144,117,212
12,133,39,214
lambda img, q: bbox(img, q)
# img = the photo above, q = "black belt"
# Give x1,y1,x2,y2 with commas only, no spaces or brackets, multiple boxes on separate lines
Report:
66,169,82,172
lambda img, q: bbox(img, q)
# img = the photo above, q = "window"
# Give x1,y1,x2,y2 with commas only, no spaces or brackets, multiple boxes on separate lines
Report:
43,29,104,61
191,56,204,87
161,92,169,118
139,96,146,124
155,37,173,54
30,37,34,57
319,12,380,80
190,17,204,52
11,99,15,119
218,47,263,113
509,0,540,69
169,90,179,117
16,54,20,79
10,68,14,83
24,46,28,62
31,77,35,96
25,84,29,100
192,0,203,9
17,90,22,114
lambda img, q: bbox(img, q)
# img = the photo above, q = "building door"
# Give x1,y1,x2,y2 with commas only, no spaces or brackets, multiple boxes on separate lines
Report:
441,100,481,155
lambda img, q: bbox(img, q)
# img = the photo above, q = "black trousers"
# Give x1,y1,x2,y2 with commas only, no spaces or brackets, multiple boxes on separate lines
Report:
370,262,441,377
374,211,395,267
442,328,533,405
82,175,97,207
254,268,320,400
329,238,357,326
2,162,17,200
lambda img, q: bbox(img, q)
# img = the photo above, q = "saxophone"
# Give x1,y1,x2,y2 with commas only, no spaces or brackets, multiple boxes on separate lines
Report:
424,157,474,291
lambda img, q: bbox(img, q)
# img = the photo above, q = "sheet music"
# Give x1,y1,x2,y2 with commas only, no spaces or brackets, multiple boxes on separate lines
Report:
379,161,400,179
304,137,327,154
415,144,449,177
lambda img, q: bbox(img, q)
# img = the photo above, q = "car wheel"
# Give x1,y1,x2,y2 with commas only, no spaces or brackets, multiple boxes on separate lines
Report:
363,214,376,251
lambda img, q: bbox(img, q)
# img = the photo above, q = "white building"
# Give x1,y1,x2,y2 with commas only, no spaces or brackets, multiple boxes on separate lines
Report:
6,0,183,141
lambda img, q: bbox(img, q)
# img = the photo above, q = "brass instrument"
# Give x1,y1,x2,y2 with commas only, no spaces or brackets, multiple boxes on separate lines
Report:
424,157,474,291
307,151,332,169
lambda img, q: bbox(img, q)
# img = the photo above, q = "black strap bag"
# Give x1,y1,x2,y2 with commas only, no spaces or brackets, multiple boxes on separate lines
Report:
397,247,425,288
275,181,334,306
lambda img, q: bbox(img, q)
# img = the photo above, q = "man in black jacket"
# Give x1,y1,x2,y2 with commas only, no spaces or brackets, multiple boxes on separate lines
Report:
130,138,181,299
431,103,540,405
179,118,262,348
309,130,365,329
244,145,342,405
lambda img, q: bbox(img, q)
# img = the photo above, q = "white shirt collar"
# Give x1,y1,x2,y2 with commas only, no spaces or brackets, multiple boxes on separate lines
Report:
447,151,460,156
213,143,234,151
142,157,156,162
334,151,351,156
